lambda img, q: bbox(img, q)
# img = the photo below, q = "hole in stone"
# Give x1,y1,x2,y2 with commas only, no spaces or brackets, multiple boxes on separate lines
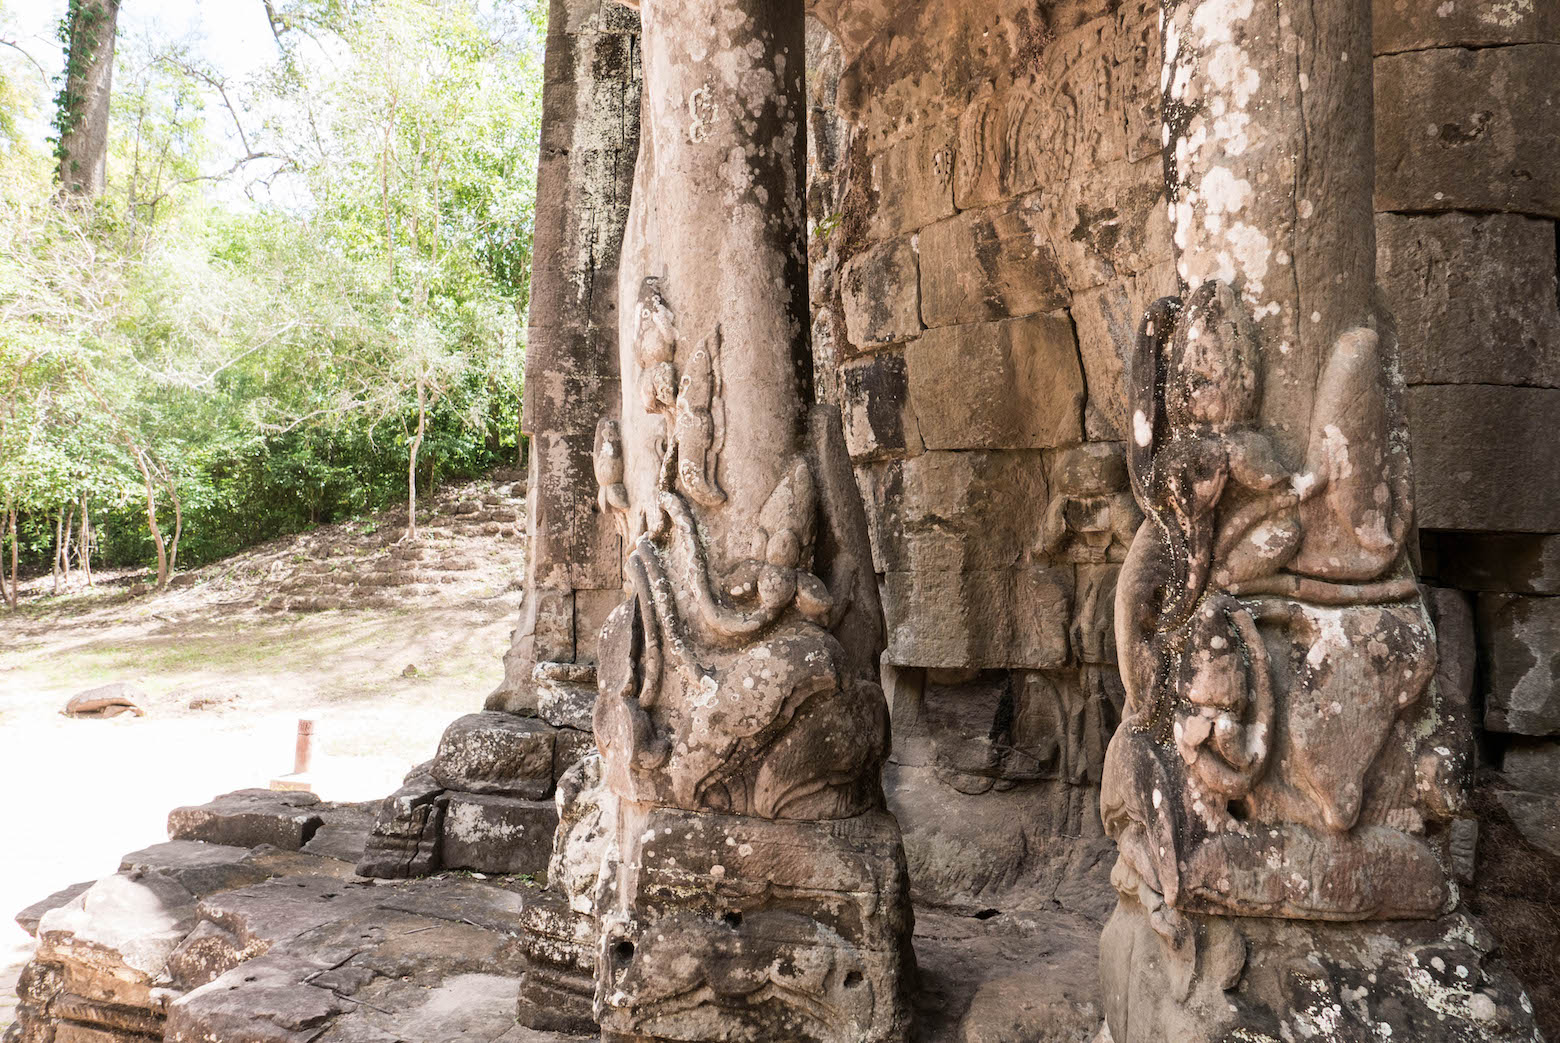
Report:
844,971,864,989
722,911,743,928
243,976,257,983
1228,799,1250,822
973,908,1000,920
614,940,636,964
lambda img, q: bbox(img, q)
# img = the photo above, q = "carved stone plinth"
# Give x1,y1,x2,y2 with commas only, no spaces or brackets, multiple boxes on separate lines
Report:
1101,875,1542,1042
595,804,913,1043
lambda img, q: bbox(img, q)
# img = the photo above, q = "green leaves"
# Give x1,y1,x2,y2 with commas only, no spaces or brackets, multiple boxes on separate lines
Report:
0,0,545,579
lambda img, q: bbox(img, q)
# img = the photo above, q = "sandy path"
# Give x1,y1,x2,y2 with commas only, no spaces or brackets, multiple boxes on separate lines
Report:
0,596,519,1031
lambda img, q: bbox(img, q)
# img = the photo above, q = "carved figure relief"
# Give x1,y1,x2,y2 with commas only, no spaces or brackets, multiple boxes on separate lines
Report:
633,279,726,511
1101,280,1449,925
593,328,884,819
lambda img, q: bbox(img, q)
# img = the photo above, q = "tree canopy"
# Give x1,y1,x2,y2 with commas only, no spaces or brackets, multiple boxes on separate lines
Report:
0,0,545,597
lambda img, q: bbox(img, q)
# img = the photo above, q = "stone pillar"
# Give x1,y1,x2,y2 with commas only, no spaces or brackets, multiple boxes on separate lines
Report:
490,0,642,718
1098,0,1542,1037
556,0,915,1039
360,0,639,885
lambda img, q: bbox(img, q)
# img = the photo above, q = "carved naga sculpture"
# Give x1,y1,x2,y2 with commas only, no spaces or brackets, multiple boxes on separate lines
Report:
1104,279,1444,930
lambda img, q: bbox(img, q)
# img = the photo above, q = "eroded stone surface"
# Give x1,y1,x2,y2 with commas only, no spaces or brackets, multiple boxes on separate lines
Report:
1480,593,1560,736
1378,211,1560,388
905,314,1084,451
841,236,922,348
1102,897,1542,1042
167,790,324,852
1374,0,1560,51
1376,44,1560,218
440,792,558,876
430,713,557,800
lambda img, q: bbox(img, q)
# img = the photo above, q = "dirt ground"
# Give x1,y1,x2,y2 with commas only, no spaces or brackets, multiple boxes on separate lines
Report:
0,481,529,1033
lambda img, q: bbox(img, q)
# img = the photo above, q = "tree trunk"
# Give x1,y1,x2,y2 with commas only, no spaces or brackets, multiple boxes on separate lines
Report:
57,0,121,198
62,504,75,586
406,380,426,541
7,504,17,609
131,450,168,590
168,486,183,575
53,506,64,593
79,492,93,587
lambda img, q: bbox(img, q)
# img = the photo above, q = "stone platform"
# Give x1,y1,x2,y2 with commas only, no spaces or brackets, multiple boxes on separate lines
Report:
6,789,1110,1043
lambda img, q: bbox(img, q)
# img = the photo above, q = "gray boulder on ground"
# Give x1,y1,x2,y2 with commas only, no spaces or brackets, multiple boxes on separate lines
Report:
63,682,146,719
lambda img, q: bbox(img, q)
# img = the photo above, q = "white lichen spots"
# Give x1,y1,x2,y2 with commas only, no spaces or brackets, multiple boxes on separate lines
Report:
737,843,753,857
1482,0,1533,27
1468,993,1498,1022
1298,72,1310,91
1311,311,1322,324
710,863,725,880
1437,0,1454,14
1320,424,1355,480
1227,222,1271,299
1298,199,1315,219
1305,606,1352,669
1202,166,1254,215
1133,410,1155,448
688,83,717,143
1152,787,1164,809
1190,0,1253,47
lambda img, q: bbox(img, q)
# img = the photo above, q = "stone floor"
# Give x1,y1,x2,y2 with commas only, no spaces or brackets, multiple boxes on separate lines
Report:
7,789,1107,1043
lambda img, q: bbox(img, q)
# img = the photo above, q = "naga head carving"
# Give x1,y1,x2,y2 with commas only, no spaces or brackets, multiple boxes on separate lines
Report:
1164,280,1262,433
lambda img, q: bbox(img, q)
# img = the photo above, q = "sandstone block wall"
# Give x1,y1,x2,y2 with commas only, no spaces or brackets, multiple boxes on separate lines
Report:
806,0,1169,915
801,0,1560,951
1373,5,1560,1015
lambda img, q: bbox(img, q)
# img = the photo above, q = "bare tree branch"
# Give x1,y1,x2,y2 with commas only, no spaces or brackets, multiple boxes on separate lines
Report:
0,37,49,86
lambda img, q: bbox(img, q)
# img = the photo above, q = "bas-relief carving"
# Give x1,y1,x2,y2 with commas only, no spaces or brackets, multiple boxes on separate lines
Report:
584,317,912,1042
1102,279,1450,929
592,290,884,822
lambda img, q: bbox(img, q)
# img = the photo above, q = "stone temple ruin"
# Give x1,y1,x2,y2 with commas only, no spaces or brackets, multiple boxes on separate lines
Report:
10,0,1560,1040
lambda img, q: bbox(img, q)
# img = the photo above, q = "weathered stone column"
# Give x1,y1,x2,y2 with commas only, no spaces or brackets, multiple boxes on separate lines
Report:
556,0,914,1039
491,0,641,718
1098,0,1542,1037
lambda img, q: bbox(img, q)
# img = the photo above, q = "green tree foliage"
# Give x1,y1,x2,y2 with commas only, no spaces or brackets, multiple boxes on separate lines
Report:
0,0,544,597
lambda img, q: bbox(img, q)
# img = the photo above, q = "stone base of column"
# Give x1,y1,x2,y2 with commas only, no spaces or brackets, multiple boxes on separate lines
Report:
516,890,600,1035
594,804,916,1043
1101,883,1542,1042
